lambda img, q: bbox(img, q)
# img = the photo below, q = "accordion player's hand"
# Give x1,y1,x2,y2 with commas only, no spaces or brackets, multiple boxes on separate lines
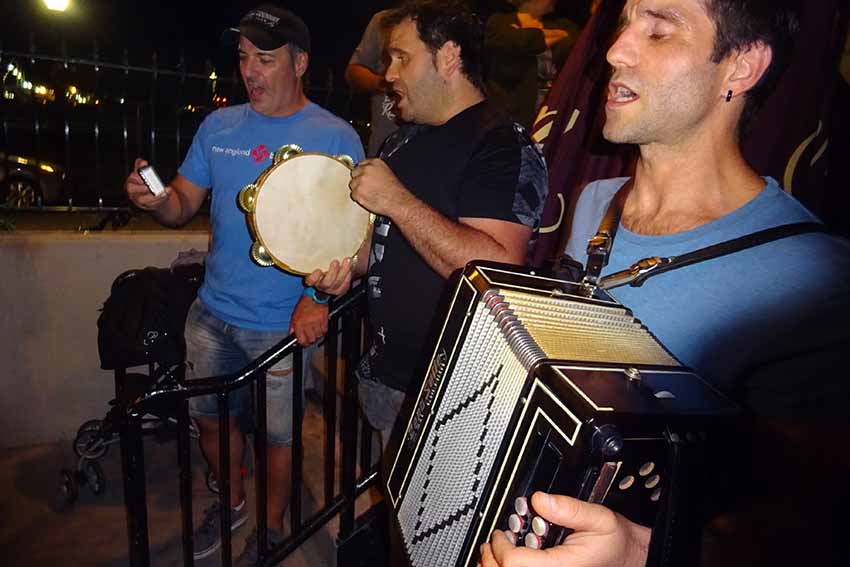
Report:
479,492,650,567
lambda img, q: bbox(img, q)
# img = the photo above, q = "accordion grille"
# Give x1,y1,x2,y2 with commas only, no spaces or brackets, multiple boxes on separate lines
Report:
501,290,678,366
398,298,530,567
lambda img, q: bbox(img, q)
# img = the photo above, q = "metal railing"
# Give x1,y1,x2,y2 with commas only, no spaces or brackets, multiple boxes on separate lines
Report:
0,42,368,210
108,286,376,566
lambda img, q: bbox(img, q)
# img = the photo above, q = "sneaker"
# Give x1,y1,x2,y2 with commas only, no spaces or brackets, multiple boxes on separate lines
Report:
235,527,284,566
193,499,249,560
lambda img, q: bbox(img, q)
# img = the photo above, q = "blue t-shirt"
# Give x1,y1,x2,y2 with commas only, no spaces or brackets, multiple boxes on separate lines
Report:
179,103,364,330
565,177,850,414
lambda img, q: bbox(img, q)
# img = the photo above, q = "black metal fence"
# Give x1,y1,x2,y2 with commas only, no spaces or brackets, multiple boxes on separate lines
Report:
110,286,376,566
0,43,368,210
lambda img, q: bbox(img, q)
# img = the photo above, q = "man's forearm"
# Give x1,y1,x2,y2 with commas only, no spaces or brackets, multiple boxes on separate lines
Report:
344,64,385,95
151,186,197,228
391,197,522,279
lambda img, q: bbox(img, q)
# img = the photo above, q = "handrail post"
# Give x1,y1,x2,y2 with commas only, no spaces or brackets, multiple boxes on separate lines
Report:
256,362,269,561
176,367,194,565
218,393,233,567
120,411,151,567
323,324,339,506
291,348,304,533
339,308,362,539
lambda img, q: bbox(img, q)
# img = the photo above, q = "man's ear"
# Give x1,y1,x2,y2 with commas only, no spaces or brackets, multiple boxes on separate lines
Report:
726,42,773,97
436,40,462,78
294,50,309,79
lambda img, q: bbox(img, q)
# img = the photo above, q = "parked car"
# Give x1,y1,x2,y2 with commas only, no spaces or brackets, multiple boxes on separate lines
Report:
0,151,67,207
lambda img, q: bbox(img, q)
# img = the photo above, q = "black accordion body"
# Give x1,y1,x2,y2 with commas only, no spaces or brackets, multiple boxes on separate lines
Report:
388,262,737,567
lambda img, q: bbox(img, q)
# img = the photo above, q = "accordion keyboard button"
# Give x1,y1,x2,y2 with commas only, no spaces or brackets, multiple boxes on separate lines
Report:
514,496,529,516
504,530,517,545
508,513,526,533
524,532,544,549
531,516,549,537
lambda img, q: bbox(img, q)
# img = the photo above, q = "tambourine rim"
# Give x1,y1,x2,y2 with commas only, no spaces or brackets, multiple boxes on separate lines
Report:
245,152,372,276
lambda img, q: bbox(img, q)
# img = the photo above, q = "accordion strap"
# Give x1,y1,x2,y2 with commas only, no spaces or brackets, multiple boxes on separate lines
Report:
599,222,826,290
583,179,632,286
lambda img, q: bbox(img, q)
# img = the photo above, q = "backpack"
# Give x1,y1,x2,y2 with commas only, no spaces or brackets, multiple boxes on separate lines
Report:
96,263,204,370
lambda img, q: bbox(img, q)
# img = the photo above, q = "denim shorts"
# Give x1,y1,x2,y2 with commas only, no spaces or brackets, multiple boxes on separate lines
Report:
185,299,298,446
356,349,407,445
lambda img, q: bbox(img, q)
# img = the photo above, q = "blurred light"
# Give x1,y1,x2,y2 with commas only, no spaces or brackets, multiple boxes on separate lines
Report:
44,0,70,12
15,157,30,165
3,92,14,100
209,71,218,80
34,85,47,95
119,98,125,104
6,64,14,72
22,81,33,90
40,164,55,173
68,85,77,94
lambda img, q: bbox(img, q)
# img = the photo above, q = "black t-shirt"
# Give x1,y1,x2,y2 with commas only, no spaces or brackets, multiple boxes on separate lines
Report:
366,101,547,392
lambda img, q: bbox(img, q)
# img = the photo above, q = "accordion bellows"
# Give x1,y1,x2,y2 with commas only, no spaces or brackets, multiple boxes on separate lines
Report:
388,262,735,567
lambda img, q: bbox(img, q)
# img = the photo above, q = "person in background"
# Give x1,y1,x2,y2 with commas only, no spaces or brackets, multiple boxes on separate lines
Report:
345,7,399,156
485,0,579,129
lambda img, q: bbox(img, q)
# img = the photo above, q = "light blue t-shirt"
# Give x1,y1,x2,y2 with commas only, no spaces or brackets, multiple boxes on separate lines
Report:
565,177,850,413
179,102,365,330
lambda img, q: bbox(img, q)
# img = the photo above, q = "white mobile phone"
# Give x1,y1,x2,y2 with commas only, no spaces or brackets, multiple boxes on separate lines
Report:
138,165,166,197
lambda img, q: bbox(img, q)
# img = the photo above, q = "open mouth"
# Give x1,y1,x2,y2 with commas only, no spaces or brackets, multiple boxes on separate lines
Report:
247,85,265,100
607,81,639,104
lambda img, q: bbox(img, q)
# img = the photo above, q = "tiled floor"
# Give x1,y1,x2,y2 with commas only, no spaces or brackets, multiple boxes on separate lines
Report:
0,399,380,566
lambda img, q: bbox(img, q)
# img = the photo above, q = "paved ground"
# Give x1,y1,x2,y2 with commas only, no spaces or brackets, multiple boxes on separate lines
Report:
0,397,381,566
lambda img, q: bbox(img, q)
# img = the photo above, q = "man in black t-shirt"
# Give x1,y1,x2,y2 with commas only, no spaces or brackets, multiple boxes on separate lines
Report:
307,1,547,445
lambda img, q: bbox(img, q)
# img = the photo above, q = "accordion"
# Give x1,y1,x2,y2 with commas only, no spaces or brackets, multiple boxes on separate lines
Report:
387,262,737,567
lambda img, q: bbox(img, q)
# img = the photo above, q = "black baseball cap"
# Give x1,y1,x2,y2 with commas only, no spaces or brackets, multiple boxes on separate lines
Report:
222,4,311,54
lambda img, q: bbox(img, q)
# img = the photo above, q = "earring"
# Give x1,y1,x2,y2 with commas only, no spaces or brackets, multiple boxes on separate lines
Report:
725,90,733,102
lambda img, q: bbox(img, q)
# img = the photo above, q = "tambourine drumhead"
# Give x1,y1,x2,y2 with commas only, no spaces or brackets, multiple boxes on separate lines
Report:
250,153,371,275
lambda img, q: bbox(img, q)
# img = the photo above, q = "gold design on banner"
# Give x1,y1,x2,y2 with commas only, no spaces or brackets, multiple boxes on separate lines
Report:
539,193,565,234
533,105,559,128
810,138,829,167
532,105,559,144
783,120,823,195
564,108,581,134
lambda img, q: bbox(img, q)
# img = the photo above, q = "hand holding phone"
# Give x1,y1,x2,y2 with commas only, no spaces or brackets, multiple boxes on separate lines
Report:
137,165,166,197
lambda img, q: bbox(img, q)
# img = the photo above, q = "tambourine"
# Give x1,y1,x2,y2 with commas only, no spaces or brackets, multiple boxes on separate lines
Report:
238,144,373,275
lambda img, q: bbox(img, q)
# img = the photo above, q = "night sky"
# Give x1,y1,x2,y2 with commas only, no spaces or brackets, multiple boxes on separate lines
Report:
1,1,593,78
2,1,394,76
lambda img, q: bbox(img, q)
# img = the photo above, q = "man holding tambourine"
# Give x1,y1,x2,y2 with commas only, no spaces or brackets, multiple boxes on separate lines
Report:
123,4,364,563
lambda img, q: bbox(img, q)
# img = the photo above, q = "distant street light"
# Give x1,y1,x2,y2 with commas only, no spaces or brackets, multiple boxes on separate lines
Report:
44,0,70,12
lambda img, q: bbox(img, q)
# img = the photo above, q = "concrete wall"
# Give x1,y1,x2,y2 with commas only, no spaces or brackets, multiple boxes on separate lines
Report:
0,231,207,449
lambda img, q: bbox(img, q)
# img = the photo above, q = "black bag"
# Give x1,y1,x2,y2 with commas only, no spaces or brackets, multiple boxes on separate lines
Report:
97,263,204,370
